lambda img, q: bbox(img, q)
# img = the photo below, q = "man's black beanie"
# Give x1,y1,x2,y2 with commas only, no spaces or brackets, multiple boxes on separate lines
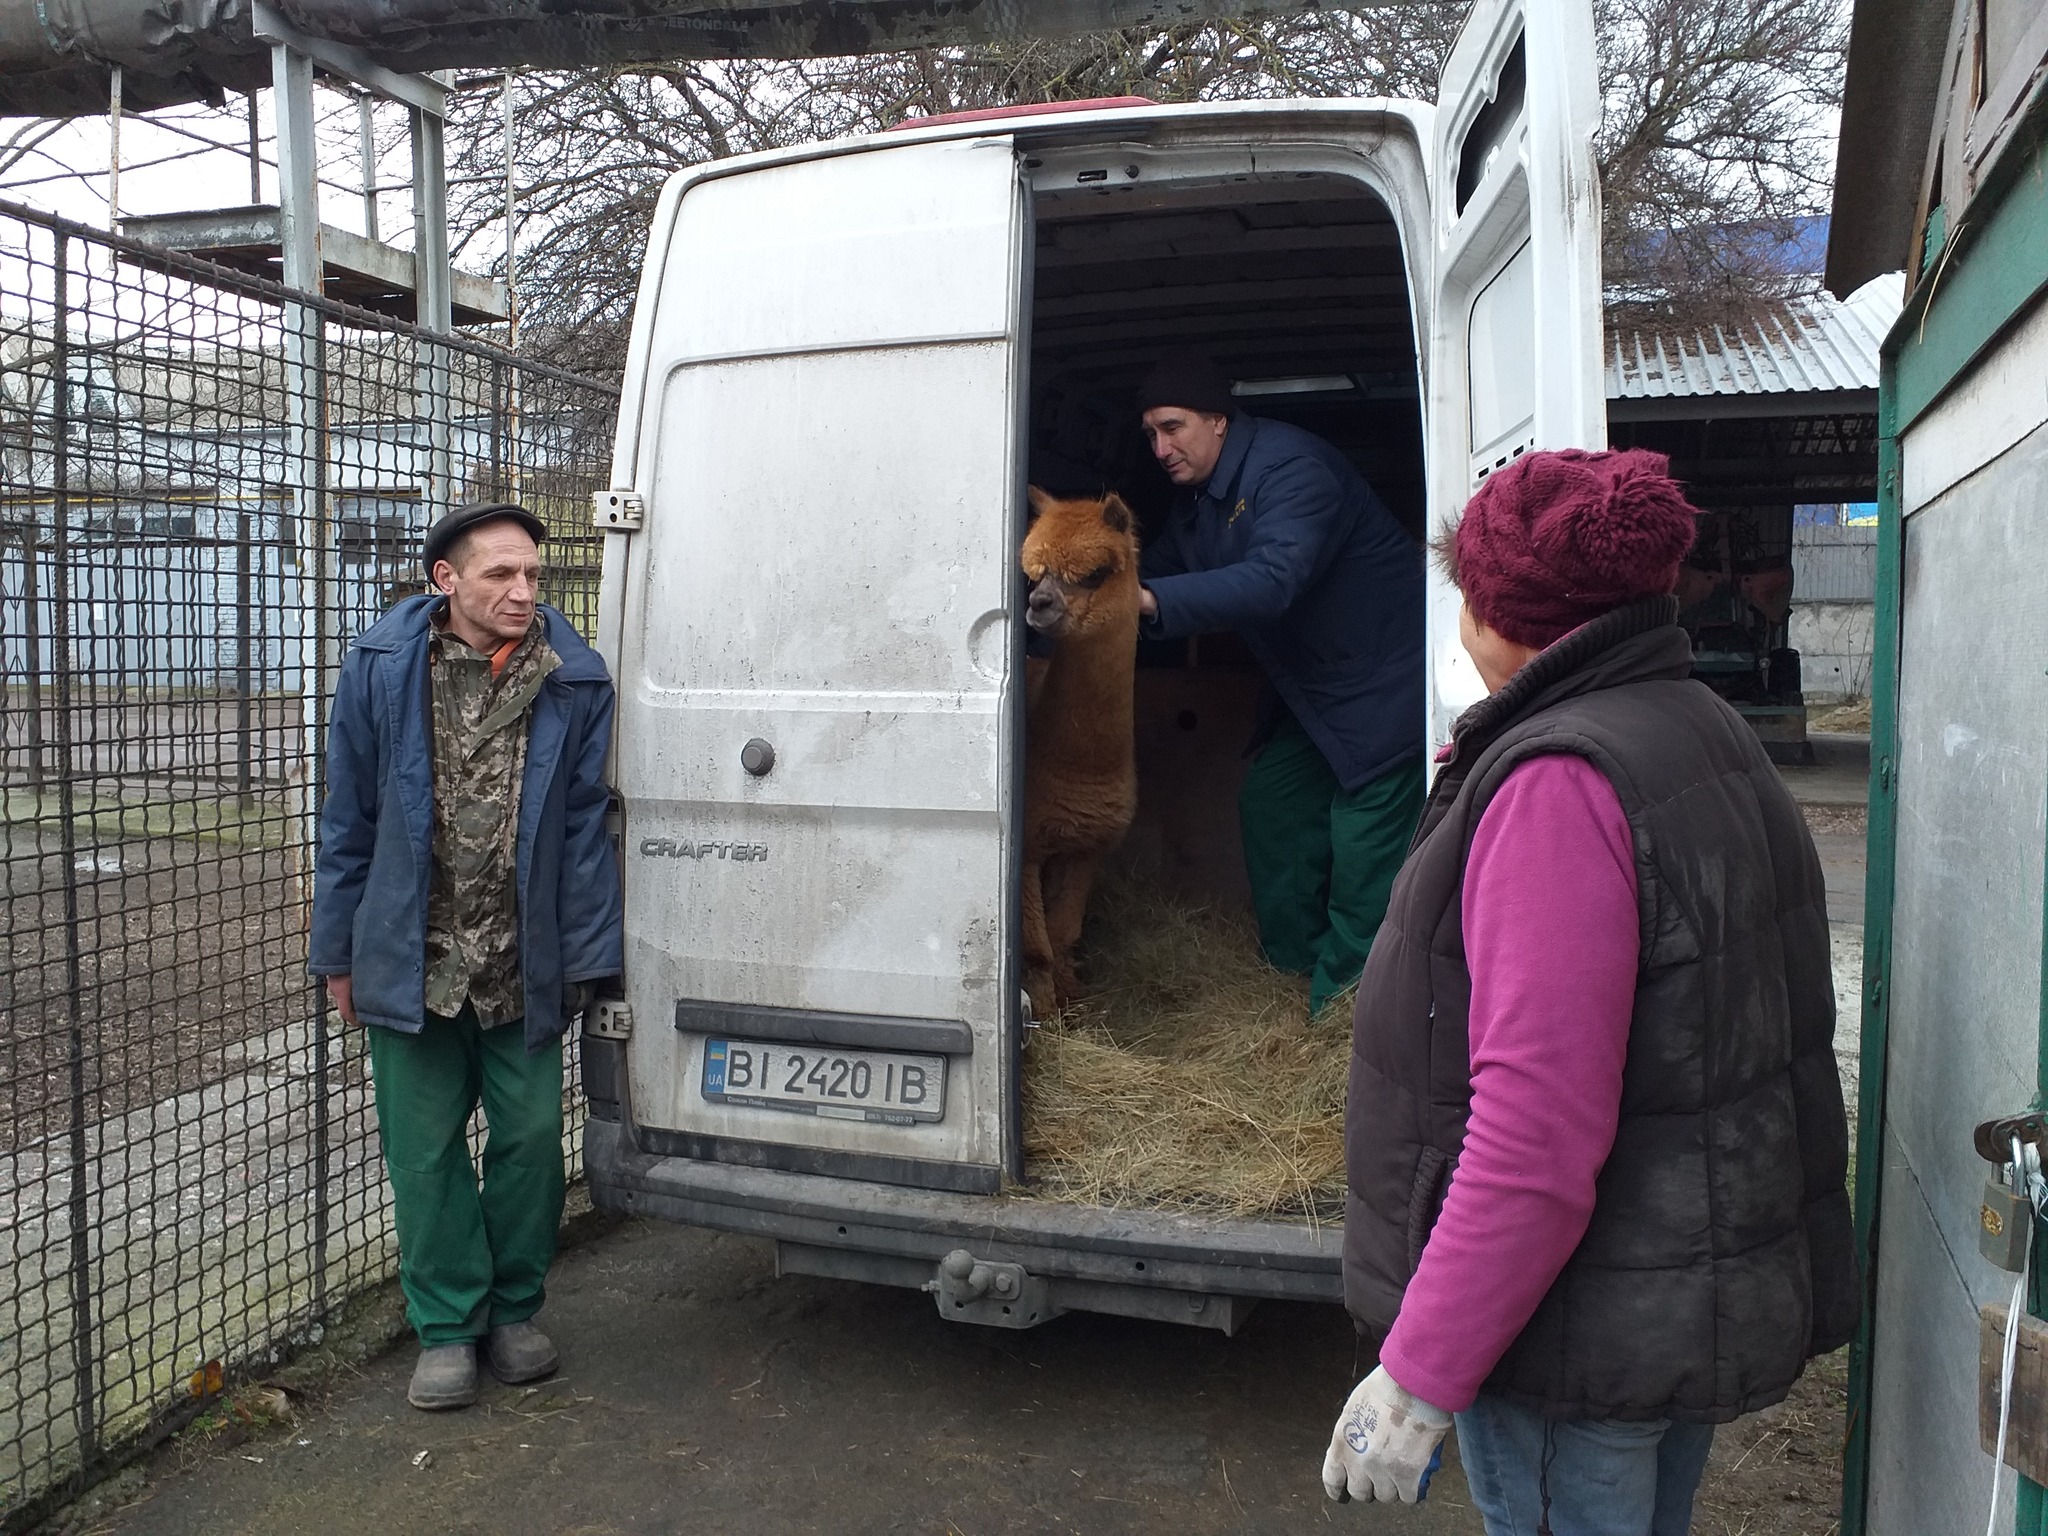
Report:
1133,353,1235,417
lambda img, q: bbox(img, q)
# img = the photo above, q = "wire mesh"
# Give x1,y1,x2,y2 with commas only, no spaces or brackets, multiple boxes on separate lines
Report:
0,196,614,1524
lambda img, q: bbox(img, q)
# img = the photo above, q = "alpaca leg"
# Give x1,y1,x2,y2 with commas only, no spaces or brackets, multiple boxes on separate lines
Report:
1043,851,1100,1006
1020,851,1057,1019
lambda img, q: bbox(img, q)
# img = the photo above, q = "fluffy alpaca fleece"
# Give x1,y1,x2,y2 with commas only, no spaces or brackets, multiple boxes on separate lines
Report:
1018,487,1141,1018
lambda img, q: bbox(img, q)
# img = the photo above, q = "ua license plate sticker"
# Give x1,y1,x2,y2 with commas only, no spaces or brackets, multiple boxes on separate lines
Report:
702,1038,946,1125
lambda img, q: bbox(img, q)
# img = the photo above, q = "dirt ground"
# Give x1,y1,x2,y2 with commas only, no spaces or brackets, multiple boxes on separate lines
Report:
47,1212,1850,1536
32,756,1867,1536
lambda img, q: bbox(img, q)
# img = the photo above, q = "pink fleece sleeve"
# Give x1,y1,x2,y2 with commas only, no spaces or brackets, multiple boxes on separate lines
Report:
1378,752,1639,1413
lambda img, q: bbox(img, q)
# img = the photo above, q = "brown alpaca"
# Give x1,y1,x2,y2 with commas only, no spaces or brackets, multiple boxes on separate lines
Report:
1019,486,1141,1018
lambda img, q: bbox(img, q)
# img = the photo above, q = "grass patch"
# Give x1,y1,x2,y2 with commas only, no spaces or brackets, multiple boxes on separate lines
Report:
0,787,291,850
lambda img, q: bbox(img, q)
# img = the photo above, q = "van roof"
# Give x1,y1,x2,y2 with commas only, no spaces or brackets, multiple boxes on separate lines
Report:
659,98,1431,191
888,97,1156,132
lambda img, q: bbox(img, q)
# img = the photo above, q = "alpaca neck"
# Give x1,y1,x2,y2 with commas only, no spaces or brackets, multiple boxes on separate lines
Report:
1034,601,1138,760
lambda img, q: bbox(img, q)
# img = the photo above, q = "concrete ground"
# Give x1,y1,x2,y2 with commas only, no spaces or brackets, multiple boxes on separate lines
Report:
1781,732,1871,928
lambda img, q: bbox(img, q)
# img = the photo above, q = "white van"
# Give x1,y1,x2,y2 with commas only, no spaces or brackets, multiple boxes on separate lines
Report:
581,0,1604,1333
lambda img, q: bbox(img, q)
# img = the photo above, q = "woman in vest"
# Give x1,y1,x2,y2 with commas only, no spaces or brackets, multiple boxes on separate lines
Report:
1321,449,1858,1533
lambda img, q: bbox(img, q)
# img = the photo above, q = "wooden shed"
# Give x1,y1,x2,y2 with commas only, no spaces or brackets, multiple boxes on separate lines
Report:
1826,0,2048,1530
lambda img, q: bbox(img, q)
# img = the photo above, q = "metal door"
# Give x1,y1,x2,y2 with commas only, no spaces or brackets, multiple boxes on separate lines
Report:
1424,0,1604,744
609,136,1026,1188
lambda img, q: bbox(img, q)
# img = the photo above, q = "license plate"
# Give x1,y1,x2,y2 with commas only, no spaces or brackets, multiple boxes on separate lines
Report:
701,1038,946,1125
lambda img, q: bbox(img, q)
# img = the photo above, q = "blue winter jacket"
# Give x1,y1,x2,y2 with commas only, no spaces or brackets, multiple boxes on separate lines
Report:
1141,413,1425,792
308,596,623,1053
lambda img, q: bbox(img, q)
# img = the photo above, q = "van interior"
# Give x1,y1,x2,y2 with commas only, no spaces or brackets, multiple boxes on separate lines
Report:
1023,166,1426,917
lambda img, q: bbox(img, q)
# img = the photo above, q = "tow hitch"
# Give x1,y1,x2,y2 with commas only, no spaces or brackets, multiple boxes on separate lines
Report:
924,1249,1061,1329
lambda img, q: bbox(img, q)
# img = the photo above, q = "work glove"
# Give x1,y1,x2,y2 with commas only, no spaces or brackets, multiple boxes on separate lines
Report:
1321,1364,1452,1504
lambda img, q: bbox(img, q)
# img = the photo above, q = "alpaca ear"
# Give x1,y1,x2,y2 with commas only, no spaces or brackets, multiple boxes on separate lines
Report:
1100,495,1132,534
1026,485,1055,523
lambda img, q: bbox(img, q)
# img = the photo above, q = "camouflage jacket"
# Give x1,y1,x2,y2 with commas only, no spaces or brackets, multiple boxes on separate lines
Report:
422,614,561,1026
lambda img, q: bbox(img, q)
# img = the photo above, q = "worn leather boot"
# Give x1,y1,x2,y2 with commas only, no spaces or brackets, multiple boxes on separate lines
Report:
408,1343,478,1410
484,1320,559,1384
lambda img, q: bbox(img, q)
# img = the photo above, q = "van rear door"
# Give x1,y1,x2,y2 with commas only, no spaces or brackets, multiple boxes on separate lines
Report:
609,136,1026,1193
1424,0,1604,742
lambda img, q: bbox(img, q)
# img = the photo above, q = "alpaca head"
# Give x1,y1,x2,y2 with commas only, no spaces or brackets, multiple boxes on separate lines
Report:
1020,487,1140,641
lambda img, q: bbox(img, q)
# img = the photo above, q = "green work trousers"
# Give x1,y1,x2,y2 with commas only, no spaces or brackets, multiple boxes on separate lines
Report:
1239,715,1426,1015
366,1004,565,1346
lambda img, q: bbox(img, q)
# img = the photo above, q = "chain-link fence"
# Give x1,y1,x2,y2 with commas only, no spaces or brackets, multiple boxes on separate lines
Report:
0,197,616,1526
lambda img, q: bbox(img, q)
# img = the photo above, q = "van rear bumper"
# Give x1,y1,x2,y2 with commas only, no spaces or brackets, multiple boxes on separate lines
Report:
583,1118,1343,1309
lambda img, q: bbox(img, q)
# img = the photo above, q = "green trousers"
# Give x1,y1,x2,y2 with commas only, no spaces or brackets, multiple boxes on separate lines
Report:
366,1004,565,1346
1239,715,1426,1015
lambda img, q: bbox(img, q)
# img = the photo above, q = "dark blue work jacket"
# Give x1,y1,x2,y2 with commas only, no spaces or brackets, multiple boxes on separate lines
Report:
1141,413,1425,791
308,596,623,1052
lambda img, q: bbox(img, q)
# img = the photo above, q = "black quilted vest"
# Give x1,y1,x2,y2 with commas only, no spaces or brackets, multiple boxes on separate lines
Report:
1342,597,1858,1422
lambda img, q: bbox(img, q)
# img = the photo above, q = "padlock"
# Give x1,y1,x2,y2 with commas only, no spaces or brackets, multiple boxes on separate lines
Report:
1982,1177,2032,1271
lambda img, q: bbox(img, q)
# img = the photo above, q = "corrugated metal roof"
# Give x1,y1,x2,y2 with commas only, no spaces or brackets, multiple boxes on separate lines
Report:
1604,276,1903,402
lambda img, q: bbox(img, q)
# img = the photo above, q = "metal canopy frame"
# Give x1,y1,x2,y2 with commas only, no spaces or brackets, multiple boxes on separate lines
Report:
252,18,461,988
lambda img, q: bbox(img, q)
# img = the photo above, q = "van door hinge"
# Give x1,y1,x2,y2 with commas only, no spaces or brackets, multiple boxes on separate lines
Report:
587,999,633,1040
592,490,644,532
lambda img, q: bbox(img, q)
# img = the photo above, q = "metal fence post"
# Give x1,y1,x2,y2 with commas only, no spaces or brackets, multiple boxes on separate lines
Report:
235,511,252,799
273,37,335,1307
412,105,453,520
18,527,45,785
51,228,97,1471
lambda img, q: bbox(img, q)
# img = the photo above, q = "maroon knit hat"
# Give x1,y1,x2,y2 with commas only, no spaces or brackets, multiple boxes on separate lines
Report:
1452,448,1701,650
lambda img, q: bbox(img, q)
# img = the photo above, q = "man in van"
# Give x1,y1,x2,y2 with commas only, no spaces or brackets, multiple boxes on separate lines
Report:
1136,354,1425,1014
310,501,622,1411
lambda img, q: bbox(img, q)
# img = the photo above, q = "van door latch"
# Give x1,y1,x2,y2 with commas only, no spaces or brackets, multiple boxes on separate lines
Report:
592,490,644,532
587,999,634,1040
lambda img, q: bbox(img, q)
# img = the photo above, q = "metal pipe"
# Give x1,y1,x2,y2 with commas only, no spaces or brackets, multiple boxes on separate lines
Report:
500,71,521,497
247,90,262,202
501,71,516,346
52,229,99,1467
235,511,252,797
19,526,44,786
105,65,120,229
411,103,453,518
273,40,340,1309
0,0,1338,115
357,89,379,241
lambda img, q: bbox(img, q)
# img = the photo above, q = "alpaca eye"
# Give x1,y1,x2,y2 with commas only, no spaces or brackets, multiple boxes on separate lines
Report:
1077,564,1114,589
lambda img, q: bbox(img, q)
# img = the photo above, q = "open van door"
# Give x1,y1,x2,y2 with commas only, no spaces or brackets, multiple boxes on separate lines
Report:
1425,0,1604,745
609,136,1026,1194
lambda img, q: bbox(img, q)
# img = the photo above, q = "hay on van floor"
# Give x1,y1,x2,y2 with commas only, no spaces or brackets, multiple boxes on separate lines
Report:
1019,872,1350,1222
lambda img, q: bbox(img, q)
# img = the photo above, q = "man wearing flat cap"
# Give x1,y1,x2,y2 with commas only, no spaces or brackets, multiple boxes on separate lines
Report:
1135,354,1424,1014
310,501,621,1411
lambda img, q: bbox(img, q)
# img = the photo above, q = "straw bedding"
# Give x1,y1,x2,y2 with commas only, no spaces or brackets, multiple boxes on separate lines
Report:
1019,871,1350,1223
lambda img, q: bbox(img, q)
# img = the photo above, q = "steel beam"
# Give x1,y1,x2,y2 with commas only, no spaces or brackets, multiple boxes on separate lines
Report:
252,1,447,119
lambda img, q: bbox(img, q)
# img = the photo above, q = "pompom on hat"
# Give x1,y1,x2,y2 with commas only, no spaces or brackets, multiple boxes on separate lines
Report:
1449,448,1701,650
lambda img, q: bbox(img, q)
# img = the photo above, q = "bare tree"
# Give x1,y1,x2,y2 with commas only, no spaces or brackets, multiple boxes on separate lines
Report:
1595,0,1848,326
444,13,1469,375
447,0,1843,376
